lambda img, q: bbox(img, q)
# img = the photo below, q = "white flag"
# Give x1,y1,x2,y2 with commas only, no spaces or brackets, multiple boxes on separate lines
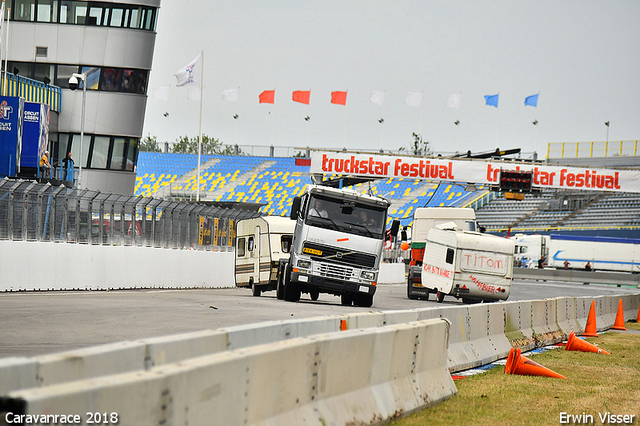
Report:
152,86,169,101
0,0,5,44
405,92,422,107
221,88,239,102
446,93,461,109
174,54,201,87
370,91,384,106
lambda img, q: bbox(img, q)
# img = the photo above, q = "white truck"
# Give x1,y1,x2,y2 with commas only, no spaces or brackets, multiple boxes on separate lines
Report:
277,184,390,307
407,207,478,300
235,216,295,296
422,227,514,303
512,233,640,273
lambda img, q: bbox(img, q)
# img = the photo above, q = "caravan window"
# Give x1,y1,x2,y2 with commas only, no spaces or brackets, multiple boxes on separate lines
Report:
237,238,246,257
281,235,292,253
248,236,254,252
445,248,455,264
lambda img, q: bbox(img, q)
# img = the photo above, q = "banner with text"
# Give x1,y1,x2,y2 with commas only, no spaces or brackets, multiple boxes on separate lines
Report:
310,151,640,193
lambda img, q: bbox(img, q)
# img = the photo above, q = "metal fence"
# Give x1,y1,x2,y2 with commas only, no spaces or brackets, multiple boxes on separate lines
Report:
0,179,260,250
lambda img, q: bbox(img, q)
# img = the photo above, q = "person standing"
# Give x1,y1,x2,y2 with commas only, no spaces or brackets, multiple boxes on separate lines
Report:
39,151,51,178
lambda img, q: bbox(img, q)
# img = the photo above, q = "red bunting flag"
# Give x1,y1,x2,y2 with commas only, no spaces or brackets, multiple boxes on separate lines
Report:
259,90,275,104
331,91,347,105
292,90,310,104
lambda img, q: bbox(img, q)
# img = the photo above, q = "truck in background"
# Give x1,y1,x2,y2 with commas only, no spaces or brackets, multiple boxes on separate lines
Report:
235,216,295,296
277,184,390,307
512,233,640,273
422,228,514,303
407,207,477,300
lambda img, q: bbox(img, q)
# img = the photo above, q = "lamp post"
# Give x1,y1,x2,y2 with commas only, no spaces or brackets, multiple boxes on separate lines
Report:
69,73,86,189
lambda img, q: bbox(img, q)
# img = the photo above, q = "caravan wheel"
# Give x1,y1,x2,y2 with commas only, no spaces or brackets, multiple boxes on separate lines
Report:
436,291,445,303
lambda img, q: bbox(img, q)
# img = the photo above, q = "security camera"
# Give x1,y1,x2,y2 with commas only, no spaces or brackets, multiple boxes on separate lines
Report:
68,75,79,91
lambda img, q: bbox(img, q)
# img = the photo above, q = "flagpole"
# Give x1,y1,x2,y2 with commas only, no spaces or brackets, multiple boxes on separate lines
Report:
271,88,275,147
457,91,461,153
0,0,5,95
343,90,347,147
380,90,385,151
495,92,500,149
534,90,540,154
2,5,9,96
196,49,204,202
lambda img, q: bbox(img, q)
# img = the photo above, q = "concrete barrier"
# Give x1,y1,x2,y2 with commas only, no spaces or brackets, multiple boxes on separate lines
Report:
503,300,535,350
530,299,563,345
1,319,457,426
0,241,235,291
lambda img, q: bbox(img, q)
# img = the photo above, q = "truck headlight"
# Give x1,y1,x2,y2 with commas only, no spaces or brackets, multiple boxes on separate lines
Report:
360,270,375,281
297,260,311,270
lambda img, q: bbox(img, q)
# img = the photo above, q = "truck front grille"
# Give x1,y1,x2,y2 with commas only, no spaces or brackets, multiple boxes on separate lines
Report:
314,263,356,281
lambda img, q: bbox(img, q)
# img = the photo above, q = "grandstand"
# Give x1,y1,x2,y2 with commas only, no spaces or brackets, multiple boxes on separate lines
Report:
135,152,640,236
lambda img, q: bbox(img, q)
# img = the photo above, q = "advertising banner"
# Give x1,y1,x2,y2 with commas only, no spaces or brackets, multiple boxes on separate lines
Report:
0,96,25,178
21,102,50,168
311,151,640,193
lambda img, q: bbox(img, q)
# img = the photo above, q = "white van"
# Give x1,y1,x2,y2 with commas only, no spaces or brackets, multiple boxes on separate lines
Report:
422,227,514,303
235,216,295,296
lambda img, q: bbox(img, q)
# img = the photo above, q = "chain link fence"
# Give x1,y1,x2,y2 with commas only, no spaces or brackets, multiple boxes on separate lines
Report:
0,179,260,251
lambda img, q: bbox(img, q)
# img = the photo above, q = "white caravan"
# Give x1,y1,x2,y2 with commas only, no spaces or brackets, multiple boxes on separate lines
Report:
422,227,514,303
235,216,295,296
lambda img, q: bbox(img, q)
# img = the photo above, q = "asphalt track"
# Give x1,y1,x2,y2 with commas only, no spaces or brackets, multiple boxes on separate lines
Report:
1,279,638,358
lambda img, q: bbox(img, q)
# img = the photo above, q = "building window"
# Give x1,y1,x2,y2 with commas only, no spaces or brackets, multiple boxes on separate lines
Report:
11,1,157,31
57,133,139,172
91,136,110,169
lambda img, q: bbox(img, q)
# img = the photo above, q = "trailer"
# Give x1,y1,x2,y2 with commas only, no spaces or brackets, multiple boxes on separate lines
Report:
422,228,514,303
235,216,295,296
407,207,477,300
512,234,640,273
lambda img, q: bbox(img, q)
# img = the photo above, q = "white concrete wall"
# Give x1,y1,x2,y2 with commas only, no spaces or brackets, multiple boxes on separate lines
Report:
0,241,235,291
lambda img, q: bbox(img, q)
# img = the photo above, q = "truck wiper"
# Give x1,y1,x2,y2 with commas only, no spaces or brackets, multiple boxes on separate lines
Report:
309,215,339,231
343,221,374,238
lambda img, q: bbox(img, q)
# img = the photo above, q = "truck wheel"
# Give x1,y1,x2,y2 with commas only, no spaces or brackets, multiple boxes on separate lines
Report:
341,294,353,306
436,291,445,303
355,293,374,308
283,265,300,302
310,290,320,301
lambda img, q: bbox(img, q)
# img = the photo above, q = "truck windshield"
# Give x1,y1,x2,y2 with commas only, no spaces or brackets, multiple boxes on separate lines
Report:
306,195,386,239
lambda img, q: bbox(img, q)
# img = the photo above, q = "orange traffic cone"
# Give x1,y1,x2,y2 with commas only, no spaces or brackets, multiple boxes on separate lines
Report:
637,303,640,322
582,300,599,337
565,331,611,355
504,348,567,379
612,299,626,331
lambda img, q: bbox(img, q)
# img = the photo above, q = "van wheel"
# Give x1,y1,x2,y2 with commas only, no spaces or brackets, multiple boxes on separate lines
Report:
310,290,320,301
283,265,300,302
251,282,261,297
436,291,445,303
276,265,285,300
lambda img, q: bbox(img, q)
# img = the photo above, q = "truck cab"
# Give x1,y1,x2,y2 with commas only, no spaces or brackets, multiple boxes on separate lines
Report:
280,184,390,307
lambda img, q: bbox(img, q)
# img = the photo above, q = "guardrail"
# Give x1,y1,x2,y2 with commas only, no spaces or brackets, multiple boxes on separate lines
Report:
1,294,638,425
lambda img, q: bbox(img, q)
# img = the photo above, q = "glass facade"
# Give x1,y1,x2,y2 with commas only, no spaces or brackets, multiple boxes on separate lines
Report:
12,0,157,30
56,133,139,172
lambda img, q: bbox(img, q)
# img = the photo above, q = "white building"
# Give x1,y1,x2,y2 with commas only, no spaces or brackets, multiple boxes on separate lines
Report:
6,0,161,194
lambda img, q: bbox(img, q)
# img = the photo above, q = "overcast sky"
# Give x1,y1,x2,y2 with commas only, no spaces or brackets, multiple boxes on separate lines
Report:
142,1,640,158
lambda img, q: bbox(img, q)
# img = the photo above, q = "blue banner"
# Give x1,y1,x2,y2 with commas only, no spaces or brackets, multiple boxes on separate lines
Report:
0,96,24,178
22,102,50,169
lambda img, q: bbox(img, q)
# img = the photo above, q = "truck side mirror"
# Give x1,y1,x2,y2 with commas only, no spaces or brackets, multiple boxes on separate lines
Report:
291,196,301,220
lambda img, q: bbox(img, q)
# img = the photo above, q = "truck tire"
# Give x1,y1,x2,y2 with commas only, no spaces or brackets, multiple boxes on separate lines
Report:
355,293,374,308
309,290,320,301
341,294,353,306
283,265,300,302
